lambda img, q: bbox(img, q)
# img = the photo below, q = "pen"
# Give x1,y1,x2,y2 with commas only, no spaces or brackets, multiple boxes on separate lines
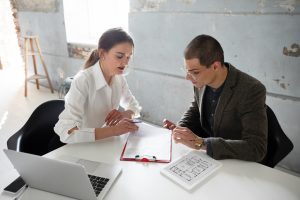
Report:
131,119,142,123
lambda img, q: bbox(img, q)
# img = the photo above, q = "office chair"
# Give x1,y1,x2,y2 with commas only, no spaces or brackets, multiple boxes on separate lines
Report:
7,99,66,156
260,105,294,168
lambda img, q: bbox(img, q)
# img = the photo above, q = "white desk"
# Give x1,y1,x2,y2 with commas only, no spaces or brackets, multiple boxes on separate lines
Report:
1,133,300,200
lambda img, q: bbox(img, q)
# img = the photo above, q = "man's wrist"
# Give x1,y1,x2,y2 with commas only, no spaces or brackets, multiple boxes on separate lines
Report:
201,138,208,150
194,137,204,150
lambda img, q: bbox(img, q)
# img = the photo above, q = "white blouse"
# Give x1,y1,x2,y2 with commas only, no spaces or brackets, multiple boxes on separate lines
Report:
54,63,141,143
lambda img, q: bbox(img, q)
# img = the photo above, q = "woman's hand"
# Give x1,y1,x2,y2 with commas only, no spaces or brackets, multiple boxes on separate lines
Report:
95,118,138,140
105,109,134,126
172,126,204,150
112,118,139,136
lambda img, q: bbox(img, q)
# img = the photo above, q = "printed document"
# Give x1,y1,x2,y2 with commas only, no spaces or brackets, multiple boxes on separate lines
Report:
121,122,172,162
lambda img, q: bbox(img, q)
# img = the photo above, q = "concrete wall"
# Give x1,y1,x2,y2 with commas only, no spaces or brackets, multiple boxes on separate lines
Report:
16,0,300,173
127,0,300,173
16,0,83,91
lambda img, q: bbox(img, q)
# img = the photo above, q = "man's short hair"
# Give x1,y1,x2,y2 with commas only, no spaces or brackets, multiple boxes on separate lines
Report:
184,34,224,67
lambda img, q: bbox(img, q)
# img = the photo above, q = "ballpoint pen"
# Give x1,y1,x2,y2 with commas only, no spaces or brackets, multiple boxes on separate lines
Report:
131,119,142,123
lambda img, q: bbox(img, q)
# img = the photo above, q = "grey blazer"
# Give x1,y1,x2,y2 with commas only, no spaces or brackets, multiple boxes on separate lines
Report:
179,63,267,162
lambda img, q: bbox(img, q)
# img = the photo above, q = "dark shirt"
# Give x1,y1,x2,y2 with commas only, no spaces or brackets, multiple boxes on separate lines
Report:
202,65,228,156
202,84,225,136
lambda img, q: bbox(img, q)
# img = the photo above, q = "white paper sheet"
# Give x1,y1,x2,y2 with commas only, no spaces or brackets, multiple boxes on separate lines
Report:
122,122,172,161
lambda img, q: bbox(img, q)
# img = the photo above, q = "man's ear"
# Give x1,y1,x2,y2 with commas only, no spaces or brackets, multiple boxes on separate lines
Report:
212,61,222,70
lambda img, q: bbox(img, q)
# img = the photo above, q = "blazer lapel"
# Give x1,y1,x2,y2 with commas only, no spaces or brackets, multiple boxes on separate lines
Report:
197,86,206,126
213,64,237,134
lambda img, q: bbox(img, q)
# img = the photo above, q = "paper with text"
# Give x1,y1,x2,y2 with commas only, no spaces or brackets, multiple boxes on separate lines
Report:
121,122,172,162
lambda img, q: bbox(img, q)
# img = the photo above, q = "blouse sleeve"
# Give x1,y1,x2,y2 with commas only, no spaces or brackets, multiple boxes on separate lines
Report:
54,73,95,143
119,76,142,118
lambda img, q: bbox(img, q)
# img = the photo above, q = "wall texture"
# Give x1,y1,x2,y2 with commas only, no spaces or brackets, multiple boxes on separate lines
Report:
127,0,300,173
16,0,84,91
16,0,300,173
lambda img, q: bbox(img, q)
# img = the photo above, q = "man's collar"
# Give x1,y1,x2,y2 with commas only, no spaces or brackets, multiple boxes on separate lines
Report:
223,62,238,89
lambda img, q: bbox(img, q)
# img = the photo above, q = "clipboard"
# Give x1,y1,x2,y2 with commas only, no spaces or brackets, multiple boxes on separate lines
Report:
120,122,172,163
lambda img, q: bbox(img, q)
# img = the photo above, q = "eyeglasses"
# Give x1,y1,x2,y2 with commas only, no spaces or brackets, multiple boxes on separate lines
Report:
180,67,200,80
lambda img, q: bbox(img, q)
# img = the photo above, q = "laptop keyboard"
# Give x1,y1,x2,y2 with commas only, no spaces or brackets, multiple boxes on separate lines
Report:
88,174,109,196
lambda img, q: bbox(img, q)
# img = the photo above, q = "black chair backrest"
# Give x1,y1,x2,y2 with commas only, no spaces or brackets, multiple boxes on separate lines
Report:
261,105,294,168
7,100,65,155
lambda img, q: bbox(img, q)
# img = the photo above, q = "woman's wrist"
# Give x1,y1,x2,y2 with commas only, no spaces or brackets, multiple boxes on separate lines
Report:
95,126,117,140
124,110,134,119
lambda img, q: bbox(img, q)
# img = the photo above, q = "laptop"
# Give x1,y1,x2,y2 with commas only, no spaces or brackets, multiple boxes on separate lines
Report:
3,149,122,200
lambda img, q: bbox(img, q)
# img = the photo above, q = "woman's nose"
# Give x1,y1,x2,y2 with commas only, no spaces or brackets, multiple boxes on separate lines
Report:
122,57,130,66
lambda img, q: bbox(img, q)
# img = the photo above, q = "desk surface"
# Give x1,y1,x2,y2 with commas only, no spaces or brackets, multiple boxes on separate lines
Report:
1,133,300,200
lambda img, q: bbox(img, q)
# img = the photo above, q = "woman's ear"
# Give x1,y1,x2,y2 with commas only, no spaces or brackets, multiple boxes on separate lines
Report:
98,49,105,60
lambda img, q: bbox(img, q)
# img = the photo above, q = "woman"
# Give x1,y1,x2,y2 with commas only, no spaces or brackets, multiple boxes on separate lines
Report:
54,28,141,143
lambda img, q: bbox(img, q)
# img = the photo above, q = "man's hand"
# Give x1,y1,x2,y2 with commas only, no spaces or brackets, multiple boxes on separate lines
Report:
163,119,176,130
172,126,204,150
105,109,134,126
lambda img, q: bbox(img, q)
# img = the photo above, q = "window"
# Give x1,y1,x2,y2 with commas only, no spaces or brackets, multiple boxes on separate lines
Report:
0,0,23,69
63,0,129,45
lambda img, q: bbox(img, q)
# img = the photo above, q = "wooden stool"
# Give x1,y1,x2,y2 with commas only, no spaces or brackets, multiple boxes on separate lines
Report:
23,36,54,97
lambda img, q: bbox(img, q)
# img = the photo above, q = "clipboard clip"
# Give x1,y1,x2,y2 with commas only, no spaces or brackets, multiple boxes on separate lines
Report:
135,155,157,162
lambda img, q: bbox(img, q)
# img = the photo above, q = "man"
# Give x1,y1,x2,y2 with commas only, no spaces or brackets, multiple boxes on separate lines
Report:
164,35,267,162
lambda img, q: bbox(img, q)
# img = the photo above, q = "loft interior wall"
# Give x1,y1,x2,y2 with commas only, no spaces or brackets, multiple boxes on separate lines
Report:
127,0,300,173
15,0,83,90
13,0,300,173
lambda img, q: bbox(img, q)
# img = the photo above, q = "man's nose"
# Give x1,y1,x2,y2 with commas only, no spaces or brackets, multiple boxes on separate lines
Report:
186,73,192,80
